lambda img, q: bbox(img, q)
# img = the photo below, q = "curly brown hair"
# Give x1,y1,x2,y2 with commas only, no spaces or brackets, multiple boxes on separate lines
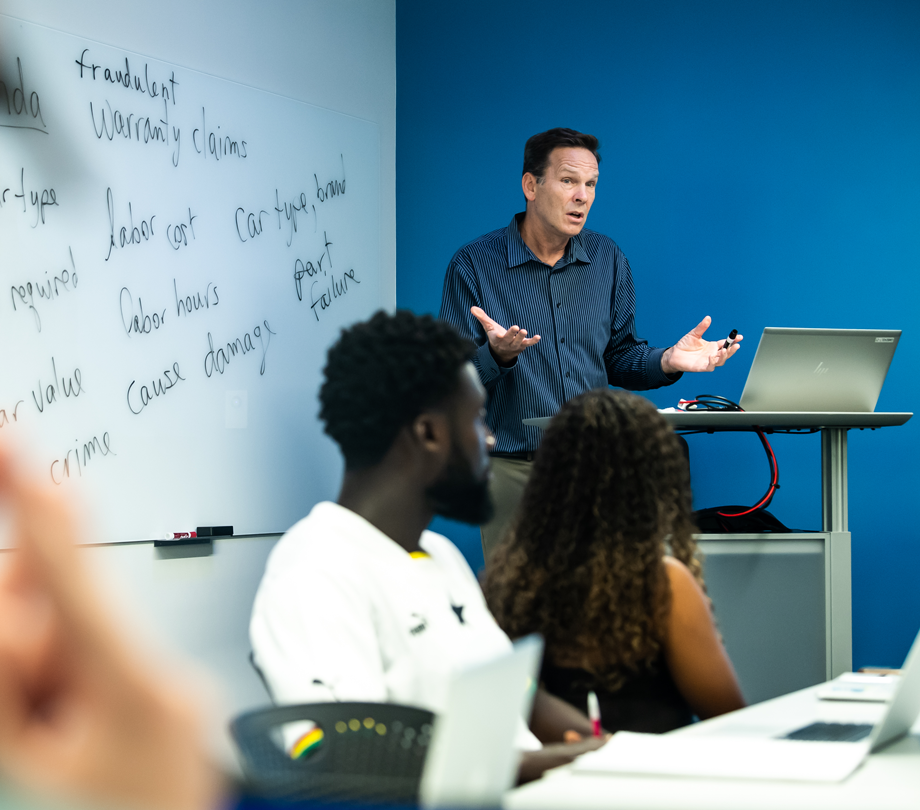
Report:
483,389,703,691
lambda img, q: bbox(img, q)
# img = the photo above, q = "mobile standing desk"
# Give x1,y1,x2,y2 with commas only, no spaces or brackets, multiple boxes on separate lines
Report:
662,411,911,683
524,412,912,699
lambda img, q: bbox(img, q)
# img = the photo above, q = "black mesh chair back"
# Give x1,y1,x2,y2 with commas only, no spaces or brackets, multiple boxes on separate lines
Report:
230,702,435,804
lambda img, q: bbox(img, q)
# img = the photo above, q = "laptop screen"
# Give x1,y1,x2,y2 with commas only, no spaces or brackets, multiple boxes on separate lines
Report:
418,634,542,808
738,328,900,412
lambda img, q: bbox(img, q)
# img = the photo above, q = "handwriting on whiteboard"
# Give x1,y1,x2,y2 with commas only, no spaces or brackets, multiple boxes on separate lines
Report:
2,21,378,524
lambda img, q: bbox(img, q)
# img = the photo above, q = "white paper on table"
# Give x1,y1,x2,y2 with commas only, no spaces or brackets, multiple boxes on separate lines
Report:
572,731,869,783
816,672,900,702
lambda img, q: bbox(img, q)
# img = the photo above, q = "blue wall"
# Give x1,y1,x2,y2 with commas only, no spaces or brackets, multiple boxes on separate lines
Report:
396,0,920,669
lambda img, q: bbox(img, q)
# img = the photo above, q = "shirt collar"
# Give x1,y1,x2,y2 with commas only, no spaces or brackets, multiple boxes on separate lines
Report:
311,501,423,566
506,212,590,269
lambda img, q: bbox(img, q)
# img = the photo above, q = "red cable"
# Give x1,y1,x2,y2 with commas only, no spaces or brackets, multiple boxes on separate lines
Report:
680,397,781,518
718,428,779,517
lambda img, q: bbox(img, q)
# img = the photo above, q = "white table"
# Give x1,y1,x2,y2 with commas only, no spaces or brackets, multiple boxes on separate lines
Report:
505,685,920,810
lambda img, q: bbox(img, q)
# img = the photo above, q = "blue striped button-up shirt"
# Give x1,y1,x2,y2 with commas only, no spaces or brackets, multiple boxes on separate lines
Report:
439,214,679,454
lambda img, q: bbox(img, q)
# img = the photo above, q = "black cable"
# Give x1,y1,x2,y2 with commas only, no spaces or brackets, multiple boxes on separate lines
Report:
679,394,743,412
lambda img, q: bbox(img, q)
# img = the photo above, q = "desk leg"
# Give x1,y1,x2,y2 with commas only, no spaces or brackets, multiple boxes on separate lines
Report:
825,531,852,678
821,428,848,532
821,428,852,676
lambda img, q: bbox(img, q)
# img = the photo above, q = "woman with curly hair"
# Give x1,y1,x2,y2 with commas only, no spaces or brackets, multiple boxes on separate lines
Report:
484,389,745,733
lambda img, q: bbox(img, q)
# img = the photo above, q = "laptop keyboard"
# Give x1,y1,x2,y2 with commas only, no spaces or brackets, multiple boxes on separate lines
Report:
782,722,873,742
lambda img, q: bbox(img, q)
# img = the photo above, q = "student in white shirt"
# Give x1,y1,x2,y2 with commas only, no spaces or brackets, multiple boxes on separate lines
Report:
250,310,604,780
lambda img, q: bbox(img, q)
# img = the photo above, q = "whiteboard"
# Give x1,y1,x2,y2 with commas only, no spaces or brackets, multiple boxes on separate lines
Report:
0,15,381,543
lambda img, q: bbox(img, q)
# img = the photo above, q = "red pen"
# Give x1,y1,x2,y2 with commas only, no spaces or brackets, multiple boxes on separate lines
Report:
588,690,601,737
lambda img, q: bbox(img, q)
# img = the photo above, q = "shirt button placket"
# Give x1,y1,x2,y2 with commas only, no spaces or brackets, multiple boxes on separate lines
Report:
551,272,572,394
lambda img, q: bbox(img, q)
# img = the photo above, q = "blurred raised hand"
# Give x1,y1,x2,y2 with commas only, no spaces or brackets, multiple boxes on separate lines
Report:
0,444,228,810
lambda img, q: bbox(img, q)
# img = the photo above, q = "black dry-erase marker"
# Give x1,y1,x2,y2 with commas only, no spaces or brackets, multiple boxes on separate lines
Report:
722,329,738,350
196,526,234,538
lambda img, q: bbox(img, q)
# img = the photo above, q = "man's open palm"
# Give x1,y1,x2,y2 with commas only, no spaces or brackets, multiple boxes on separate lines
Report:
662,316,742,374
471,306,541,366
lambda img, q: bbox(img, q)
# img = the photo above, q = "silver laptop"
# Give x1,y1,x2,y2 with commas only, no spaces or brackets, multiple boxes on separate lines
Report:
780,623,920,753
739,327,900,412
419,634,542,808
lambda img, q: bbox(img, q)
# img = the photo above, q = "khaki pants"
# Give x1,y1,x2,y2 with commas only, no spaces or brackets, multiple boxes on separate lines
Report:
480,457,533,563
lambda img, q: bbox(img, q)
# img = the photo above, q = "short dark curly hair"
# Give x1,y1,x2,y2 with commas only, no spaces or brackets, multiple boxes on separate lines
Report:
484,389,702,691
319,310,475,469
523,128,601,180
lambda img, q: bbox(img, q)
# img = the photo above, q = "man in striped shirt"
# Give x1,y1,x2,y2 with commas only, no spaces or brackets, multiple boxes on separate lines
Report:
439,128,742,560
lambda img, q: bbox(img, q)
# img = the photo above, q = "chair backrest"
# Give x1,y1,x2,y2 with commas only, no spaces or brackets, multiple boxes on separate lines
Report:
230,702,435,804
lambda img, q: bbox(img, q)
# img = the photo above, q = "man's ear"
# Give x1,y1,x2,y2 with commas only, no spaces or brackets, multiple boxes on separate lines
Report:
412,411,451,460
522,172,538,202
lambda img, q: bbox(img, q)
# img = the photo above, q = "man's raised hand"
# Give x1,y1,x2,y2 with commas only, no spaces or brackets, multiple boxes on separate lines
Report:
471,306,540,367
661,316,743,374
